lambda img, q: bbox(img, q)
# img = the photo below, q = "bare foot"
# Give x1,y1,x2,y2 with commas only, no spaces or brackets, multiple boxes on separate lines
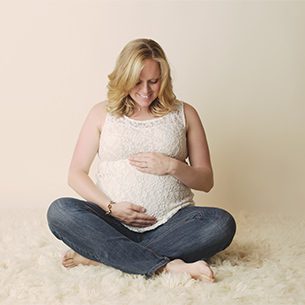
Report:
62,250,101,268
163,259,215,282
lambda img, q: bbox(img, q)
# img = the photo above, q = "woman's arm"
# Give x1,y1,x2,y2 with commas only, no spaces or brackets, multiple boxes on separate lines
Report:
168,102,214,192
67,102,111,210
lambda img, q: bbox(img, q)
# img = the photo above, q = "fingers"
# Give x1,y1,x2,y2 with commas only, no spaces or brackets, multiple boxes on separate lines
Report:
134,212,157,222
128,205,157,227
132,213,157,227
129,160,147,170
129,163,151,174
128,153,154,169
128,157,150,170
114,202,157,227
130,203,146,213
130,222,156,228
129,204,156,221
130,217,157,227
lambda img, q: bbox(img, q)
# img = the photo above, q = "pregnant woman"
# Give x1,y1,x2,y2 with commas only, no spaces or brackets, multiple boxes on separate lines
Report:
47,38,236,282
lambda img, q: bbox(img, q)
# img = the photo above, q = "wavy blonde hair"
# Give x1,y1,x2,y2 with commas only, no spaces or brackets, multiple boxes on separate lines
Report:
106,38,179,117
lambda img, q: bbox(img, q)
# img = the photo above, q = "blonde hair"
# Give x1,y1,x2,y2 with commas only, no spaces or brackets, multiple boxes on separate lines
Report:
106,38,179,117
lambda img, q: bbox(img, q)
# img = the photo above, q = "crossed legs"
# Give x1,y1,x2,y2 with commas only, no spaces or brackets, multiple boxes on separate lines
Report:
47,198,236,281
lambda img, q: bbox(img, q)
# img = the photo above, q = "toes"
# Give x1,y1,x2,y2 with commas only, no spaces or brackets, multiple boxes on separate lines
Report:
199,260,215,277
205,268,215,279
198,274,214,282
64,250,75,259
62,260,77,268
198,270,215,282
205,267,214,278
197,262,215,281
62,258,74,264
63,263,76,268
61,250,101,268
62,250,77,267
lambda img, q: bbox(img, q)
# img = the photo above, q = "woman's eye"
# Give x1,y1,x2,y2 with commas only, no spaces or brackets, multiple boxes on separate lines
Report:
135,79,158,86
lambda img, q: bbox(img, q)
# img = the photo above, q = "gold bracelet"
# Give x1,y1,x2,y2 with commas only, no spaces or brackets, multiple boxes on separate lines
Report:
105,200,115,215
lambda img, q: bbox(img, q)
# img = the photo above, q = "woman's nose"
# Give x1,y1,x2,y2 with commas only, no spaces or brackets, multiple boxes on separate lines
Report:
140,82,150,93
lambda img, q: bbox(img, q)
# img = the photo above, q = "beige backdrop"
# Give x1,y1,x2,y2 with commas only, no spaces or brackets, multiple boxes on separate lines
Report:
1,0,304,217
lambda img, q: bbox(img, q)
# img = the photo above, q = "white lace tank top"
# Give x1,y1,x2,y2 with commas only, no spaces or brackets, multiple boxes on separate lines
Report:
95,100,194,232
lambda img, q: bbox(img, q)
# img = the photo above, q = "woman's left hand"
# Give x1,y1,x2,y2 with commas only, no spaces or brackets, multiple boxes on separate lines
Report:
128,152,173,175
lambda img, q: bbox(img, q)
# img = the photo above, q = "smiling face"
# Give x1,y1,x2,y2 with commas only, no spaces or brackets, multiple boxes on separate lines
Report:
129,59,161,110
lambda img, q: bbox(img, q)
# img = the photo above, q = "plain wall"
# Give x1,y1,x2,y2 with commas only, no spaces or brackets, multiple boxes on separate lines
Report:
0,0,304,217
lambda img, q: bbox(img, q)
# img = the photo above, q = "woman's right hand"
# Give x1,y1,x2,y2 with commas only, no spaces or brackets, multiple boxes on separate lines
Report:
110,202,157,227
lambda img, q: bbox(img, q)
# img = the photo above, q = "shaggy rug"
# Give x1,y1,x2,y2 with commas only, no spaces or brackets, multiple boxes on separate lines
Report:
0,207,304,305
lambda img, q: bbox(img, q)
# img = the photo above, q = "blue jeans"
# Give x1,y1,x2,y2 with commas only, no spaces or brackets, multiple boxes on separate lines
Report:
47,197,236,278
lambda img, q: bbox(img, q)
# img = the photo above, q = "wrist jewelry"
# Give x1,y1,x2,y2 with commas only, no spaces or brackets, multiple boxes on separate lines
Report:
105,200,115,215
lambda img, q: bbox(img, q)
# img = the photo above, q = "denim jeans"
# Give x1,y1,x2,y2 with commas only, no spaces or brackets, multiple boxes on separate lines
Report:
47,197,236,278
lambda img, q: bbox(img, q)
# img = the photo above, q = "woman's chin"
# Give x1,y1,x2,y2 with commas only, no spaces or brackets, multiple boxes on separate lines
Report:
135,99,154,108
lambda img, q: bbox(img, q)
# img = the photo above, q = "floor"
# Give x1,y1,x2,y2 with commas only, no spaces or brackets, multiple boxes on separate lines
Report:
0,207,304,305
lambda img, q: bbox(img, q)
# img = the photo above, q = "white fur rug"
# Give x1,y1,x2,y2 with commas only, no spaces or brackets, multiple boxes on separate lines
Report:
0,207,304,305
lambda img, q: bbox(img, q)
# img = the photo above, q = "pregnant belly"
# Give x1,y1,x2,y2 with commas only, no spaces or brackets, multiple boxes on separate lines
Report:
96,159,193,219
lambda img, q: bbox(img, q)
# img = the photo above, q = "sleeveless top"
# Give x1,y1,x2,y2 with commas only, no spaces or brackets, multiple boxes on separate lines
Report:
95,100,194,232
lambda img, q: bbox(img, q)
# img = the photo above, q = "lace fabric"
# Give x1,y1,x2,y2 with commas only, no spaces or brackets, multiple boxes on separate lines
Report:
95,100,194,232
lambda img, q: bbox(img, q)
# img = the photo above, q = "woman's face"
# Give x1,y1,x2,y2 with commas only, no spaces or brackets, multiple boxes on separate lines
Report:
129,59,161,110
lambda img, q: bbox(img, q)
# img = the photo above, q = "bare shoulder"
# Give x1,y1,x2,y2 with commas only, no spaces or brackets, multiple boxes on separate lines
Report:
183,101,198,115
91,100,107,114
89,100,108,133
182,101,202,131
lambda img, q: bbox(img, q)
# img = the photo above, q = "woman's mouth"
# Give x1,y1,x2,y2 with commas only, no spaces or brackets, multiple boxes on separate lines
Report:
137,93,151,99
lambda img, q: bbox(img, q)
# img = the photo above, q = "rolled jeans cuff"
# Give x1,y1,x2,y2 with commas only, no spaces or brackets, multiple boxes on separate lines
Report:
145,257,171,279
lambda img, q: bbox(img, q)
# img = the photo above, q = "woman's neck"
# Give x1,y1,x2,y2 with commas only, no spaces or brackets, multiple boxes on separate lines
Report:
130,106,153,118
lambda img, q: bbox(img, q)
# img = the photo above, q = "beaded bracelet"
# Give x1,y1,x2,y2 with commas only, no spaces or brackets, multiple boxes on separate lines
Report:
105,201,115,215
